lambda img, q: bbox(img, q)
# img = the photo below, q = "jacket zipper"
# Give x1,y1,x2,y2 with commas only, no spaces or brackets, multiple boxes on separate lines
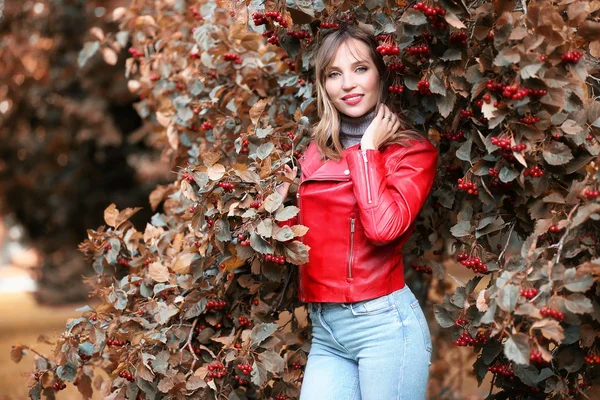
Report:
297,180,304,301
361,150,372,204
348,218,355,279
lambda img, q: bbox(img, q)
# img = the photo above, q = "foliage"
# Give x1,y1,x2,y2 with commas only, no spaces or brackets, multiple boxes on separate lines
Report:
12,0,600,399
0,0,167,303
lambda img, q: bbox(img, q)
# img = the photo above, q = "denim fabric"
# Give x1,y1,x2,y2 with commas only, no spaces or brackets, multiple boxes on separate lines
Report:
299,285,432,400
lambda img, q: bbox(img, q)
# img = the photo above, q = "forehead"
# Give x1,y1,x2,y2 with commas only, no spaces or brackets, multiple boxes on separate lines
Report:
328,38,373,68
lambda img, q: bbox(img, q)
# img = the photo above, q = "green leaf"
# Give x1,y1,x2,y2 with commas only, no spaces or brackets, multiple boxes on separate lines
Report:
250,231,273,254
274,206,299,222
504,333,530,365
256,143,274,160
400,9,427,25
264,192,283,213
543,141,574,166
450,220,472,237
497,284,519,312
433,304,455,328
563,268,595,292
56,362,77,382
251,322,278,348
499,166,519,182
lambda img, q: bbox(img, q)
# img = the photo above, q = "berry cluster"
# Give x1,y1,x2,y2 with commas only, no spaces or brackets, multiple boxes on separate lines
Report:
252,11,287,27
449,31,468,45
488,168,499,179
422,31,433,42
441,131,465,141
584,354,600,365
519,115,541,125
405,45,431,58
204,216,215,228
487,364,515,379
189,51,200,60
127,47,144,57
454,318,467,327
252,298,259,306
201,121,213,130
238,234,250,247
512,143,526,151
529,350,546,365
523,166,544,178
52,380,67,391
286,30,310,39
520,288,538,300
548,225,564,233
584,189,599,200
455,331,488,346
375,34,392,42
485,80,547,100
490,178,513,190
445,164,461,173
238,316,252,328
387,62,405,73
274,395,289,400
320,22,340,29
297,78,305,86
540,307,565,321
291,362,302,370
240,137,250,154
194,323,207,333
188,205,197,214
561,51,582,63
376,44,400,56
249,201,262,209
457,178,479,196
411,263,432,274
482,94,491,103
413,2,447,29
107,338,126,346
388,84,404,94
150,75,160,82
223,53,242,64
417,80,432,95
459,109,474,119
207,362,226,379
206,299,227,311
117,257,129,267
263,254,286,264
218,181,235,193
457,253,488,273
236,363,253,375
119,371,135,382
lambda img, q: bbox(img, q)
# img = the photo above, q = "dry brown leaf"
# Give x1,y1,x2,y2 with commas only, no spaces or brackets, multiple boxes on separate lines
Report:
149,261,170,282
104,203,119,227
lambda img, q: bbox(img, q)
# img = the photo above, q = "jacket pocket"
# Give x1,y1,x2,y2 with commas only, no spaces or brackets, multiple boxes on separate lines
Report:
347,218,355,279
411,300,433,354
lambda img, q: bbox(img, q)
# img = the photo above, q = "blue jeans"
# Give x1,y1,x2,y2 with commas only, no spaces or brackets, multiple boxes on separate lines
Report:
300,285,432,400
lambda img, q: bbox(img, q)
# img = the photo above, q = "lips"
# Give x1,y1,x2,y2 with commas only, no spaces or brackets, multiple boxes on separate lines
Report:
342,94,363,100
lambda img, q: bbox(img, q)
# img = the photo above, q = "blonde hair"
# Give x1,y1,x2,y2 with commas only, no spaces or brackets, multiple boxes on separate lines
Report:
312,24,425,160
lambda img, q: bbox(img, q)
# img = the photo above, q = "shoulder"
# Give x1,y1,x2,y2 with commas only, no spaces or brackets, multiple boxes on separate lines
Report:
382,138,437,163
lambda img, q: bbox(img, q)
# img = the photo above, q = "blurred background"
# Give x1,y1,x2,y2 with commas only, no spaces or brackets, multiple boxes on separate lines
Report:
0,1,492,399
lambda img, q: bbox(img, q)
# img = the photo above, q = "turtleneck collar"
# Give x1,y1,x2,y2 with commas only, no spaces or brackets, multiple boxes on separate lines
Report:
339,107,377,149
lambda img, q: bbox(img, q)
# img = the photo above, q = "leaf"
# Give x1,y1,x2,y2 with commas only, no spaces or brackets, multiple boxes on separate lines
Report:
207,164,226,180
429,74,446,96
171,252,198,274
291,225,309,237
499,167,519,182
249,99,269,126
450,220,471,237
571,203,600,228
264,192,283,213
440,48,462,61
543,142,573,166
504,333,530,365
564,293,593,314
520,63,543,79
250,231,273,254
251,322,278,348
10,345,25,363
399,9,427,25
455,138,472,161
436,90,456,118
149,261,170,282
497,284,519,312
155,302,179,325
258,349,285,374
563,268,596,292
104,203,119,227
272,225,294,242
256,143,274,160
493,47,521,66
275,206,299,222
78,41,100,67
283,240,310,265
560,119,582,135
56,362,77,381
433,305,455,328
257,219,273,238
102,47,118,66
444,12,466,29
532,319,565,343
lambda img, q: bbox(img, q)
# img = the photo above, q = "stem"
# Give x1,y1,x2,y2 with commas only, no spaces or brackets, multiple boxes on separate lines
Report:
498,221,515,263
554,203,580,265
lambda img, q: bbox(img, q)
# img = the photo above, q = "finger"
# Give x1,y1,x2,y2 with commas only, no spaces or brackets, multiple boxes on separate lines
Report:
377,104,385,120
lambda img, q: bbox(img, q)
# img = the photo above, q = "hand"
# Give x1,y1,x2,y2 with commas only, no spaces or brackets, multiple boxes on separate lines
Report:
276,164,298,199
361,104,401,150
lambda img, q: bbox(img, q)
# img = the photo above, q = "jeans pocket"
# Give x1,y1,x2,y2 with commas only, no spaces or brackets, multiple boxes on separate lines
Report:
350,295,396,316
410,300,433,354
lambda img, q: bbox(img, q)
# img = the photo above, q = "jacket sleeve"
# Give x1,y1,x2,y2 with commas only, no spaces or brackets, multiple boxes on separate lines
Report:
345,140,438,245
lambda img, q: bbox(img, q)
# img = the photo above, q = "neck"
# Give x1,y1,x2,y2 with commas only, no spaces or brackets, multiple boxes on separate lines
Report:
339,107,377,148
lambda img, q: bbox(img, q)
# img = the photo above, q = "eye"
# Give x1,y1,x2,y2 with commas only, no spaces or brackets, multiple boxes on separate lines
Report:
356,66,367,72
327,71,340,78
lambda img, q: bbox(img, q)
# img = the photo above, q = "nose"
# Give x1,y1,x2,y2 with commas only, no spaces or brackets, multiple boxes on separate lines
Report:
341,75,356,91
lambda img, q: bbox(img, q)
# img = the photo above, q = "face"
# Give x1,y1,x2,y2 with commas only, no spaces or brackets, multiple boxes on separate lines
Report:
324,38,380,118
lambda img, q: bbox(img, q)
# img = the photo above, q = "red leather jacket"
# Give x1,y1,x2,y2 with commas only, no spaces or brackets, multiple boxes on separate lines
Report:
291,139,437,303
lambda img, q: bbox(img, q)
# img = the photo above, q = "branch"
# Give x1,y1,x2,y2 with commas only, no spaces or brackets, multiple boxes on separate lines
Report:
498,221,516,262
553,203,580,265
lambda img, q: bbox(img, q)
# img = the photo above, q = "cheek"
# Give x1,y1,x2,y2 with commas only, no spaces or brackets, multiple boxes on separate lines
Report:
324,81,337,98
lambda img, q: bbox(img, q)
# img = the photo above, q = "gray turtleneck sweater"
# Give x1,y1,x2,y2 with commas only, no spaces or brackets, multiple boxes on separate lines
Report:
339,107,377,149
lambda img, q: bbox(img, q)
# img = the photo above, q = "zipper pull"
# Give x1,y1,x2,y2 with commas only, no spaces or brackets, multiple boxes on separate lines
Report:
350,218,355,233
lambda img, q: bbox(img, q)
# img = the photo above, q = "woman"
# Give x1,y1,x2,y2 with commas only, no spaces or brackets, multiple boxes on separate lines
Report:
277,24,437,400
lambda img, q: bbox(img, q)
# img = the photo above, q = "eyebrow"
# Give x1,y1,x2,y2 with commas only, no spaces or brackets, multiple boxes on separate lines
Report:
326,60,369,72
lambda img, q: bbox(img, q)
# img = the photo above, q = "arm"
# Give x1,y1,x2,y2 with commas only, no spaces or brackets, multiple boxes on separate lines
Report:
346,140,438,245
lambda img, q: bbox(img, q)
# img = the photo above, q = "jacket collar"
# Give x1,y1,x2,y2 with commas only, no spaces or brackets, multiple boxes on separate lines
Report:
301,142,360,182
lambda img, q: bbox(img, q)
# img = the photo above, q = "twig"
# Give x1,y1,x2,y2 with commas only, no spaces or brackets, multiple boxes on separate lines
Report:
521,0,527,15
181,319,198,356
271,267,293,312
488,373,497,397
498,221,516,262
554,204,580,265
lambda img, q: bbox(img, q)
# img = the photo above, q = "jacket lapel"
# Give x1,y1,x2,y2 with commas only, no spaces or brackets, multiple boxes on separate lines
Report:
301,142,355,182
